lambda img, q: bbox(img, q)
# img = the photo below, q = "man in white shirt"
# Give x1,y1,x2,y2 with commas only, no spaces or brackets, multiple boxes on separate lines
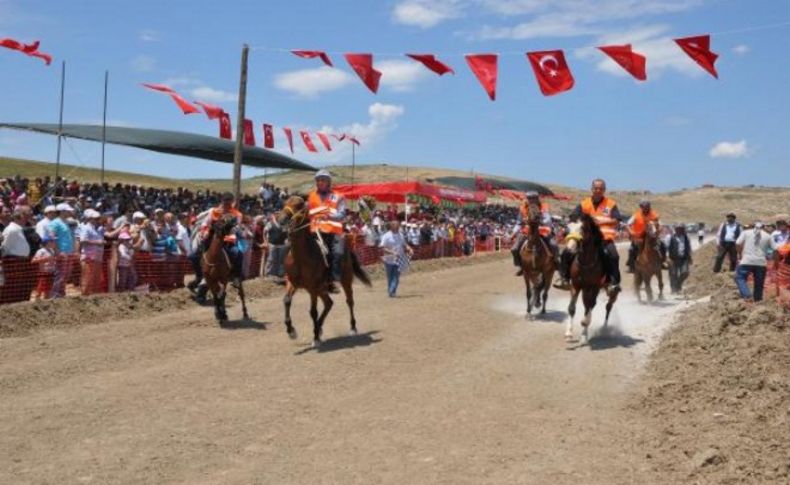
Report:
36,205,58,239
714,212,742,272
734,222,778,302
379,220,413,298
1,207,31,258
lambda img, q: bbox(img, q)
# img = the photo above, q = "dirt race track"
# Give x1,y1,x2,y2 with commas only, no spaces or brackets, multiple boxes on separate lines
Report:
2,251,707,484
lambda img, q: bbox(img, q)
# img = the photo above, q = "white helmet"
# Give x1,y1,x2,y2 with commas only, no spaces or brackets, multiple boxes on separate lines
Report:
314,169,332,180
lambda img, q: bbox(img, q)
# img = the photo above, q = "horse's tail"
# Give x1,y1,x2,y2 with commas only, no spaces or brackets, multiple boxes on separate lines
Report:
350,251,372,287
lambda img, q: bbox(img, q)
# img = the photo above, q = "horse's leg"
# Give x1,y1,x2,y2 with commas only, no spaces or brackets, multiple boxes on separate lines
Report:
212,289,222,322
220,284,229,321
580,288,598,344
309,292,321,346
236,280,250,320
541,270,552,315
645,274,654,303
604,289,619,326
566,286,579,341
533,273,542,309
634,271,643,304
316,292,334,345
283,282,297,339
656,268,665,300
342,276,357,335
524,272,532,316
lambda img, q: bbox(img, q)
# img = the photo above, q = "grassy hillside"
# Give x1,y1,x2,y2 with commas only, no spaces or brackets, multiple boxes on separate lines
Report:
2,156,787,227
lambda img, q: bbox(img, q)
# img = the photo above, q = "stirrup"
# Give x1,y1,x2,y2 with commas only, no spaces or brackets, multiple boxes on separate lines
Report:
328,282,340,294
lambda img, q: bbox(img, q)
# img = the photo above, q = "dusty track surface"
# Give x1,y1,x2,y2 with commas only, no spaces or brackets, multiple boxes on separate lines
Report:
1,255,695,484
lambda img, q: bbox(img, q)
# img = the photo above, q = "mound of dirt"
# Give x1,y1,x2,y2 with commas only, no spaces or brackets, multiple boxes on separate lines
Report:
631,254,790,483
682,242,739,299
0,252,505,338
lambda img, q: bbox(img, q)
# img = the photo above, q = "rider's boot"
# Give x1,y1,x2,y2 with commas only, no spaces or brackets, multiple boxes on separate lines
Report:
553,250,572,290
625,244,636,273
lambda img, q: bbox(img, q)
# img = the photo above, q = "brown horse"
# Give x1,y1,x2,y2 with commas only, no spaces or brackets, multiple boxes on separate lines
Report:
565,214,619,343
634,220,664,303
201,215,250,323
277,196,372,347
519,201,556,316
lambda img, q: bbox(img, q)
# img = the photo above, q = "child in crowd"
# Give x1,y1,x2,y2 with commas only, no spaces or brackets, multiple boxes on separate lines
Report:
31,235,58,300
116,232,136,291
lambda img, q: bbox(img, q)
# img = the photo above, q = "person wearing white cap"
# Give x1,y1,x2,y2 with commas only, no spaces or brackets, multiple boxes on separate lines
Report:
48,203,75,298
307,169,347,293
78,208,105,295
36,205,58,239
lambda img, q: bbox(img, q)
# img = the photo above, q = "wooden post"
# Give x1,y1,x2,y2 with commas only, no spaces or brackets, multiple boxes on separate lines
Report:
232,44,249,198
55,60,66,179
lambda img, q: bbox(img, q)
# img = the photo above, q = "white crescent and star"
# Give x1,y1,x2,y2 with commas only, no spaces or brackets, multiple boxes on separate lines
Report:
538,54,560,77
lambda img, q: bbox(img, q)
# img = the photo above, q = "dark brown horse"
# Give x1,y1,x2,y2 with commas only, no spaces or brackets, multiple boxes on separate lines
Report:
565,214,618,343
519,201,556,316
634,220,664,303
201,215,249,323
277,196,372,347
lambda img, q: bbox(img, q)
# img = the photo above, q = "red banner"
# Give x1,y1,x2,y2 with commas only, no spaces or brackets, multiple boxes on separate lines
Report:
262,123,274,149
465,54,498,101
300,131,318,152
283,127,294,153
316,132,332,151
243,119,255,146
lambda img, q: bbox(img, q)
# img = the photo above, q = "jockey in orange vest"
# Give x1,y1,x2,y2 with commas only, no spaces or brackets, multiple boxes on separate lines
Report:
188,192,244,294
625,200,666,273
307,169,347,293
557,178,623,293
511,191,557,275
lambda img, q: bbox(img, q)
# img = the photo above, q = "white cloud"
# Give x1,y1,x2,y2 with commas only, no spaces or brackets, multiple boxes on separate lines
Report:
392,0,462,28
161,77,202,88
709,140,749,159
273,66,354,98
475,0,704,40
189,86,238,103
139,29,158,42
732,44,749,55
130,54,156,72
575,24,709,78
377,60,431,91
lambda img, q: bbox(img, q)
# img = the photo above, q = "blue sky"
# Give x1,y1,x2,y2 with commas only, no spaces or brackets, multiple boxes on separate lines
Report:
1,0,788,191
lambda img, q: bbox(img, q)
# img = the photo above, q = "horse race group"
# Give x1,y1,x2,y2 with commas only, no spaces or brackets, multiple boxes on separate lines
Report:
194,172,667,346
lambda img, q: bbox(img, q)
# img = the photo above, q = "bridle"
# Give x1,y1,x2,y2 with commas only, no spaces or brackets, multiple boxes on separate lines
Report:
281,204,310,234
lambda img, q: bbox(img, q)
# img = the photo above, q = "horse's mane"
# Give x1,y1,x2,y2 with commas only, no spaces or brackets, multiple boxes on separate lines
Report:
580,213,604,246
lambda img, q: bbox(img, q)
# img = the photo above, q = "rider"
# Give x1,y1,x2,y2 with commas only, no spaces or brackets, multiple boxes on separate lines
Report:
557,178,623,293
625,200,666,273
307,169,347,293
510,191,557,276
189,192,244,292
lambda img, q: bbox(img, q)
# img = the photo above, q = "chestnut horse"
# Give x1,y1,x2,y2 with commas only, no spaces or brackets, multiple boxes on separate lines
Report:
201,214,250,323
565,214,619,343
519,201,556,316
634,220,664,303
277,196,372,347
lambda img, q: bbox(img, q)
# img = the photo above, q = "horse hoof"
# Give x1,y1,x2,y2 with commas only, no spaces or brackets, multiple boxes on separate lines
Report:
243,313,250,320
313,338,322,348
349,329,358,336
564,333,573,342
287,329,297,340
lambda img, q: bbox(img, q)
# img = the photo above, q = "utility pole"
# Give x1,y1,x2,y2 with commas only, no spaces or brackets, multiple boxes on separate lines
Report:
351,142,356,187
100,70,109,185
232,44,249,198
55,60,66,179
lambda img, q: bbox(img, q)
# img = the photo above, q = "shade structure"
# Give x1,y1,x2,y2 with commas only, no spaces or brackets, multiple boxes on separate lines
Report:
432,176,554,196
0,123,316,171
334,181,487,204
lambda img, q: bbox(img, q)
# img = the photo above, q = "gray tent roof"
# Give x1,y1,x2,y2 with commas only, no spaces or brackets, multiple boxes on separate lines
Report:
0,123,316,172
431,176,554,196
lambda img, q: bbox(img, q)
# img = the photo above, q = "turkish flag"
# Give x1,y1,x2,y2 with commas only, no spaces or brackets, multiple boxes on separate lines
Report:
169,93,200,114
674,35,718,78
283,127,294,154
300,131,318,152
465,54,498,101
1,38,52,65
142,83,175,93
316,132,332,151
407,54,454,76
194,101,225,120
344,53,382,94
527,50,575,96
262,124,275,149
597,44,647,81
292,50,333,67
219,112,232,139
243,119,255,146
348,136,360,146
331,134,346,142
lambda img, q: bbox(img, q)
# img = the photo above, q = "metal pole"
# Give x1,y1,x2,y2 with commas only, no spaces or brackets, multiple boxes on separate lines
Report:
232,44,249,199
351,142,356,187
55,60,66,179
101,70,108,185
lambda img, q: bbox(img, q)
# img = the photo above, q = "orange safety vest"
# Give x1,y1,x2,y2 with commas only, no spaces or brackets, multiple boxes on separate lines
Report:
520,201,552,237
581,197,618,241
205,206,243,243
629,209,660,238
307,189,344,234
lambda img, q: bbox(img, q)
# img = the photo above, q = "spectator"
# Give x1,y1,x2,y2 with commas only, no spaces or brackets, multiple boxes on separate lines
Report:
771,219,788,247
31,235,57,300
734,222,778,302
379,220,412,298
263,213,287,281
79,209,105,296
116,232,136,291
668,224,693,294
697,227,705,245
48,203,75,298
36,205,58,239
1,206,32,258
713,212,742,273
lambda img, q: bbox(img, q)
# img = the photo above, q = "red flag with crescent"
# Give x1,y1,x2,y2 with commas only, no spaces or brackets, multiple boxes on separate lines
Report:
283,127,294,153
316,132,332,151
597,44,647,81
406,54,454,76
300,131,318,152
344,53,382,94
291,50,333,67
194,101,225,120
262,124,274,149
527,50,575,96
219,112,232,139
465,54,498,101
243,119,255,146
674,35,718,78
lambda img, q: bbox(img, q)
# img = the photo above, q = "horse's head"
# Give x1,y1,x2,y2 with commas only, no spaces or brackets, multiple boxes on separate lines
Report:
277,195,307,230
645,220,659,239
527,200,542,224
212,213,238,238
580,213,603,245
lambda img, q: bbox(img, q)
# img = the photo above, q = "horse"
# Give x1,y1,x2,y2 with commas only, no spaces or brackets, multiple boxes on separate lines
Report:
201,214,250,324
519,201,556,316
634,220,664,303
276,196,372,347
565,213,619,343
